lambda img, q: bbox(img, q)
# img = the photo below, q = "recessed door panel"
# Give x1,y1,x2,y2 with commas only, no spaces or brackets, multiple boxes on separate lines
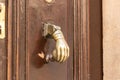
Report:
27,0,72,80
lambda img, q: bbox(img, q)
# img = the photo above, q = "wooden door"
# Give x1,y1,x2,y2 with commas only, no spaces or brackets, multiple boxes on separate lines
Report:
26,0,73,80
0,0,103,80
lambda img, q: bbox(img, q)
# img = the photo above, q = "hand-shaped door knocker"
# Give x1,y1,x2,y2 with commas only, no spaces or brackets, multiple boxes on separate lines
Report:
42,23,69,63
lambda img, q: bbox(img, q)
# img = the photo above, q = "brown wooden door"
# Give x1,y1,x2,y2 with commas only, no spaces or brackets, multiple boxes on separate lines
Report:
0,0,102,80
8,0,74,80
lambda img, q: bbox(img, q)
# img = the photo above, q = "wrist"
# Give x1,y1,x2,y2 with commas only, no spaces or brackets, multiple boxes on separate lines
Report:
52,30,64,40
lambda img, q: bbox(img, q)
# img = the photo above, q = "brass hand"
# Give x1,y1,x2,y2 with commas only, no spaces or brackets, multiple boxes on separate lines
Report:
43,23,70,63
52,30,69,62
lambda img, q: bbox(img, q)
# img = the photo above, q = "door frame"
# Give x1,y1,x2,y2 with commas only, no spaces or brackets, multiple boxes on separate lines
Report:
7,0,102,80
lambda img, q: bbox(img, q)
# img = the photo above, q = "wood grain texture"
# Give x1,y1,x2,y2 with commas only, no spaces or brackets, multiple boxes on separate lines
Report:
74,0,102,80
7,0,26,80
74,0,90,80
7,0,13,80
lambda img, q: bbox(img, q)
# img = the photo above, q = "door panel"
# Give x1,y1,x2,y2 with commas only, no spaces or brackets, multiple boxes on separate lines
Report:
27,0,73,80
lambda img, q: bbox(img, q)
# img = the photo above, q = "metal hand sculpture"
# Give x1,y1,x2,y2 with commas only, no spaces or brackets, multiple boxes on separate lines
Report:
43,23,69,63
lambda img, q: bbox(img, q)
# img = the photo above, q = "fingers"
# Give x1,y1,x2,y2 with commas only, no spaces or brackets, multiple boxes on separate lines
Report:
58,46,69,63
60,48,67,62
61,46,69,62
59,47,65,62
52,40,70,63
57,47,60,61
